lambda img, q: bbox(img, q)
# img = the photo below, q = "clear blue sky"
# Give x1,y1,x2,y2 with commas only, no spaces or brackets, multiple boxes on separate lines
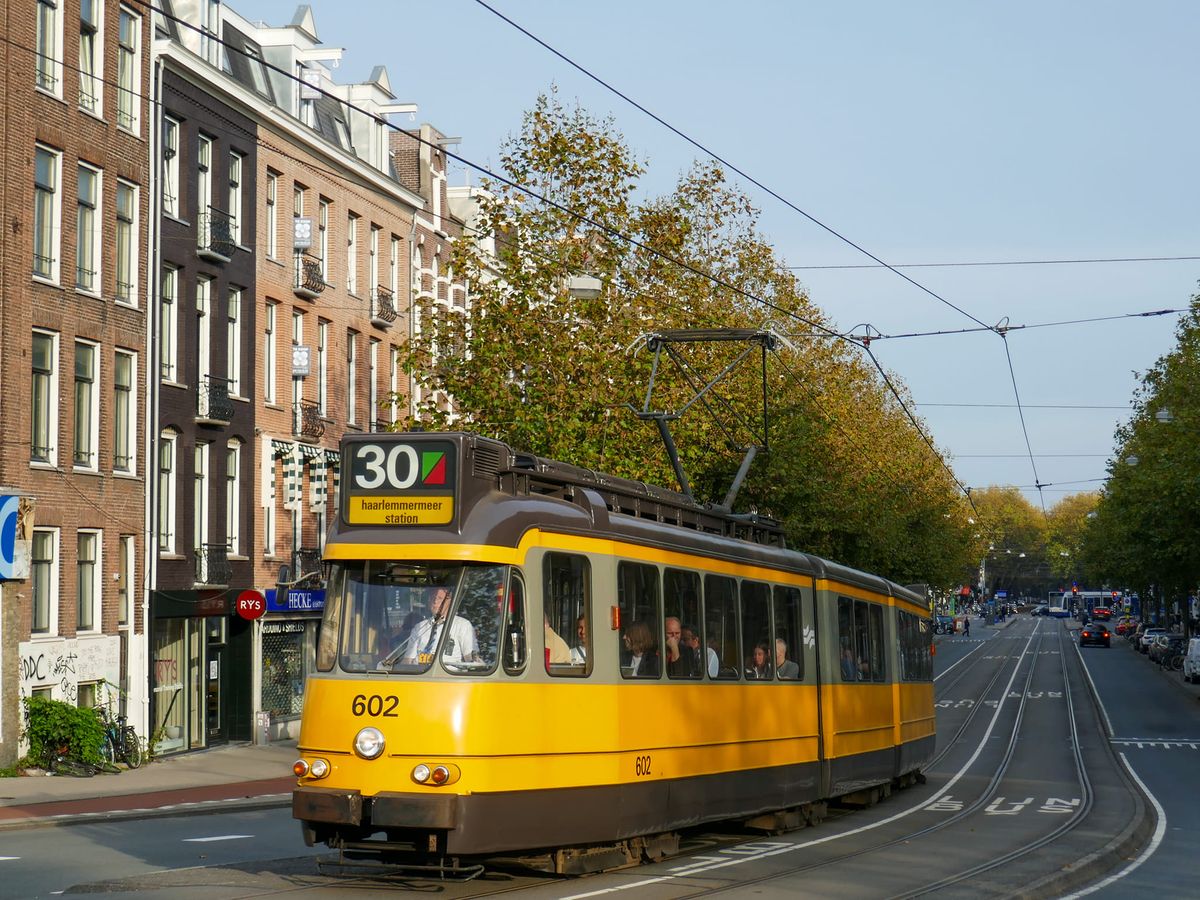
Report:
250,0,1198,509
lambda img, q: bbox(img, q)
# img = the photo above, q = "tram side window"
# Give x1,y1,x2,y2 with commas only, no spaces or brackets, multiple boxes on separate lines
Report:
898,612,912,681
899,612,932,682
664,568,702,679
544,553,590,675
705,575,740,679
443,565,507,674
773,586,803,680
838,596,875,682
618,561,661,679
741,581,773,680
918,616,933,680
502,576,527,675
868,602,885,682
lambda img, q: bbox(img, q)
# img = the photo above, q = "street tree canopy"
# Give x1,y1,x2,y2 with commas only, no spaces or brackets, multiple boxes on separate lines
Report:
399,90,978,588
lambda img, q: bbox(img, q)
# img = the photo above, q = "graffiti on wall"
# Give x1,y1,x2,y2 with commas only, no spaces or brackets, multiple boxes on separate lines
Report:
17,636,120,704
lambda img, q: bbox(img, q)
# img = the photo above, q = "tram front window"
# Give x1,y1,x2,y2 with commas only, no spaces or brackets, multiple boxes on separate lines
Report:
328,562,510,675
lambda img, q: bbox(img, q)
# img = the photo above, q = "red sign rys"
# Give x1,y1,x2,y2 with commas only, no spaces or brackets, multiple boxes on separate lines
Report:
236,589,266,620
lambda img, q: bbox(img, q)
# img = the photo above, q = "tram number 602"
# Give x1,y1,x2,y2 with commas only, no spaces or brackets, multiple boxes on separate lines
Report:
634,754,653,777
351,694,399,717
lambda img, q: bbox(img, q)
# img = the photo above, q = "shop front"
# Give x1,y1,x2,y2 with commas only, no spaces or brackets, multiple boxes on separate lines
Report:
259,586,324,741
149,590,252,754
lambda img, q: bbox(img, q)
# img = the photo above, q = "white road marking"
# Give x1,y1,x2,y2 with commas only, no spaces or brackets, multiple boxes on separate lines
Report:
0,857,20,861
560,628,1042,899
1060,751,1167,898
934,639,987,681
183,834,253,843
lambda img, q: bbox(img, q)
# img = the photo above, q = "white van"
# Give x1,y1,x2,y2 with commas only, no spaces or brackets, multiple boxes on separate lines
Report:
1183,638,1200,683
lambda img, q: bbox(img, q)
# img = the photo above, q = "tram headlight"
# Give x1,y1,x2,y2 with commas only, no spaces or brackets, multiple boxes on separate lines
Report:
353,726,386,760
309,758,330,778
412,764,431,783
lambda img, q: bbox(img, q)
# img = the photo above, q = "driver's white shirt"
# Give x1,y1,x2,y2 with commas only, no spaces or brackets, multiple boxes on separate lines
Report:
405,615,477,662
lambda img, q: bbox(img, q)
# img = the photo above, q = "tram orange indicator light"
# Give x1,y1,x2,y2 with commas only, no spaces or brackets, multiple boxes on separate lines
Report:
293,760,310,777
611,606,621,630
431,766,450,785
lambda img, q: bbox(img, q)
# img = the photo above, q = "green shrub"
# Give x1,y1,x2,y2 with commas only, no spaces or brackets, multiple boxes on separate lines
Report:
22,696,106,767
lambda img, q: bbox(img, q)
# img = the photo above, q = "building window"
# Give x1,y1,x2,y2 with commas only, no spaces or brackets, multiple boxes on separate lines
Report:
78,0,101,113
32,528,59,635
263,455,276,555
264,301,277,404
197,134,212,225
196,276,212,384
227,288,242,397
113,349,135,473
369,339,379,429
32,330,59,464
116,7,139,132
389,235,400,296
75,163,101,292
318,198,329,280
244,46,270,97
73,340,99,469
157,431,176,552
346,213,358,294
200,0,220,65
33,145,61,281
317,320,328,416
292,311,304,417
117,535,134,626
226,441,241,556
77,530,100,632
346,330,358,425
35,0,63,95
194,443,210,553
389,345,400,424
265,171,277,258
369,225,380,292
162,116,179,217
115,180,137,304
229,150,243,244
160,265,177,381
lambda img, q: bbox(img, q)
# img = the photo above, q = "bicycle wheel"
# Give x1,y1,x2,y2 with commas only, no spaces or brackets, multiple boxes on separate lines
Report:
121,727,143,768
100,733,117,765
1171,654,1184,672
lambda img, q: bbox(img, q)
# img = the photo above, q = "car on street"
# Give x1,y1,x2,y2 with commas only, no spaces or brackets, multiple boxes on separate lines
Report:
1032,605,1049,616
1115,616,1137,636
1139,627,1167,655
1183,638,1200,683
1091,607,1112,621
934,614,956,634
1079,623,1111,647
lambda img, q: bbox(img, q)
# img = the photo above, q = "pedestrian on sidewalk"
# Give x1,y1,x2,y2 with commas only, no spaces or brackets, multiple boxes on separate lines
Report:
963,617,971,638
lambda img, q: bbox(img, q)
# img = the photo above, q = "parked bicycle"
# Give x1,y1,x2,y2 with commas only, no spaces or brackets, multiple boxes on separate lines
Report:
96,705,143,769
42,743,97,778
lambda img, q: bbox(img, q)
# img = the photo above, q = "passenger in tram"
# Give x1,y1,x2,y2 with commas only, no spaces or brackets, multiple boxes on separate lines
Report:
544,614,572,666
403,586,479,664
570,615,588,664
704,632,722,677
745,642,773,679
664,616,699,676
775,638,800,679
622,620,660,677
840,644,858,681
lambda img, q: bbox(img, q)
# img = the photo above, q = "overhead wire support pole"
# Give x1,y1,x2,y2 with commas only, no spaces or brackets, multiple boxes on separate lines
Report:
633,329,777,512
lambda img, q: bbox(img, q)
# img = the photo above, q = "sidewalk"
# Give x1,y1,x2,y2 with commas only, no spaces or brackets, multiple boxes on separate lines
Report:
0,739,297,830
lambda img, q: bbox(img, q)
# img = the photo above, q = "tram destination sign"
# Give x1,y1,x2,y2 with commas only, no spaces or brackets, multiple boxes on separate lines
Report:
343,438,457,526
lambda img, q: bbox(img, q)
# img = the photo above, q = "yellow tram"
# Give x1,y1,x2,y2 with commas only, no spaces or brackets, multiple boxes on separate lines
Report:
292,432,935,872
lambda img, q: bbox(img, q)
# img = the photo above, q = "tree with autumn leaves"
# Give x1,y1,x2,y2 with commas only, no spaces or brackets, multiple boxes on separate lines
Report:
399,90,984,588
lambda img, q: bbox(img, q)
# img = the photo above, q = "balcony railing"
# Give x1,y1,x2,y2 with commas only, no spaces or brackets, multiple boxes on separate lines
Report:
196,375,234,425
197,207,235,262
195,543,232,587
292,398,325,440
294,547,324,586
370,285,398,328
294,251,325,300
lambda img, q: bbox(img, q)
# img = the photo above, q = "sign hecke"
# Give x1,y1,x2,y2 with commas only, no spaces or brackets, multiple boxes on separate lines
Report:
265,588,326,613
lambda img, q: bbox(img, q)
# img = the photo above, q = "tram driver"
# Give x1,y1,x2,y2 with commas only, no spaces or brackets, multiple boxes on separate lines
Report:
402,586,479,665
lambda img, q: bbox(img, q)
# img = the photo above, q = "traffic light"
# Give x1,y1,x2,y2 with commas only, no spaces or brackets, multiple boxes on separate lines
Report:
1072,585,1078,596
